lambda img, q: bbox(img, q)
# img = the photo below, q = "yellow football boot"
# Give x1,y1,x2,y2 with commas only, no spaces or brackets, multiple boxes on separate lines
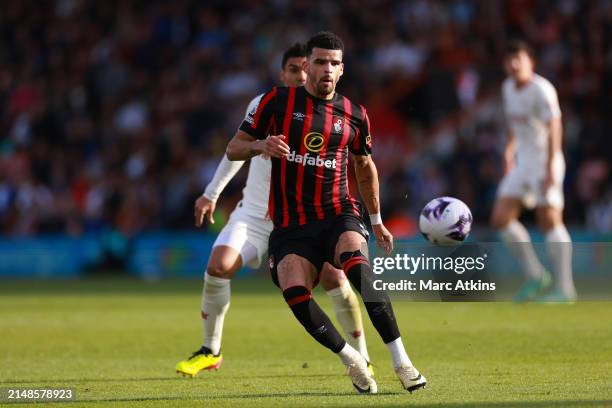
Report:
176,347,223,377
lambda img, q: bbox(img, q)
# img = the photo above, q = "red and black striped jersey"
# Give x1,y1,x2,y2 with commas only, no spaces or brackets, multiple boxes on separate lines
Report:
239,86,373,230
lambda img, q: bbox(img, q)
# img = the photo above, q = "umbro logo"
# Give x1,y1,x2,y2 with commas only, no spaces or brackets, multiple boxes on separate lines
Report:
293,112,305,121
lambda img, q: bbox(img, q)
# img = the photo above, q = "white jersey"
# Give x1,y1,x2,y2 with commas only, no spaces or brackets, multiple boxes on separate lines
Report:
502,74,562,169
203,94,271,219
498,74,565,208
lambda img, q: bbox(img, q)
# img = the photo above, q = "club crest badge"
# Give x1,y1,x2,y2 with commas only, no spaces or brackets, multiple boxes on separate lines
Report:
332,116,344,133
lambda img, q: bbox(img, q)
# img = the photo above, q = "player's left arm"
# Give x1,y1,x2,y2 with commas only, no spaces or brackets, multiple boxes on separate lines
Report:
352,154,380,214
350,107,393,254
352,155,392,254
540,82,563,192
544,116,563,191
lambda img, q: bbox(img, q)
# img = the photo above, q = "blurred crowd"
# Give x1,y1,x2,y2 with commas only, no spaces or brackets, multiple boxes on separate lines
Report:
1,0,611,238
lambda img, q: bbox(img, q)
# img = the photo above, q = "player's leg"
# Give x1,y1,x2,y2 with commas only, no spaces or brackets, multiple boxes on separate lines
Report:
277,254,377,393
534,158,575,302
278,254,342,350
491,197,550,301
176,217,252,376
175,245,242,376
334,230,426,393
201,245,243,354
535,205,576,302
320,263,371,364
200,214,268,356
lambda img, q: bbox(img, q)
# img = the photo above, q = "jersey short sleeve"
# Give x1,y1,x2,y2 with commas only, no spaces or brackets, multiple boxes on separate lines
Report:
536,80,561,122
349,105,373,155
243,94,264,122
239,87,277,140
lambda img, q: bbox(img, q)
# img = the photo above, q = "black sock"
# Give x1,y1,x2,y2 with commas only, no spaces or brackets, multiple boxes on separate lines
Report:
341,252,400,343
283,286,346,353
195,346,219,357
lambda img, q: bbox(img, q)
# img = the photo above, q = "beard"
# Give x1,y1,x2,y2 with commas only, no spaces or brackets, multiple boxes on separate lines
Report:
315,79,335,97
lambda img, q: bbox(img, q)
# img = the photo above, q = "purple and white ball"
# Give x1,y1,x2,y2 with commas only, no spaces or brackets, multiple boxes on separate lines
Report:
419,197,473,246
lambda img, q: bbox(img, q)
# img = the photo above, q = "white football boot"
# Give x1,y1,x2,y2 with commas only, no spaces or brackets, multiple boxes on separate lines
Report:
346,356,378,394
395,365,427,393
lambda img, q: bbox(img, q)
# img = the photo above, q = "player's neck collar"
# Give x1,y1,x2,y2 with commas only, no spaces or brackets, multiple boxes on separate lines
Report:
303,86,339,103
514,74,534,89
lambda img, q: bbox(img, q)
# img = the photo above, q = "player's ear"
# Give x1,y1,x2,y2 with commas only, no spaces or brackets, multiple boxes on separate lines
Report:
339,62,344,77
279,68,285,83
302,58,309,74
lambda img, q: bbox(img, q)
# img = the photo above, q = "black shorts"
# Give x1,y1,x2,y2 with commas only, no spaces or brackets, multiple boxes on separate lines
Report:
268,213,369,288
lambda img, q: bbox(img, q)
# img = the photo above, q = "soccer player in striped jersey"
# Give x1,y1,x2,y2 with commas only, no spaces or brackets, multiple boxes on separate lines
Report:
491,41,576,303
175,43,372,377
227,32,426,394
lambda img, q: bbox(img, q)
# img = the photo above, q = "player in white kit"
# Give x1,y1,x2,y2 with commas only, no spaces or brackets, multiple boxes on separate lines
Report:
490,41,576,303
176,44,372,376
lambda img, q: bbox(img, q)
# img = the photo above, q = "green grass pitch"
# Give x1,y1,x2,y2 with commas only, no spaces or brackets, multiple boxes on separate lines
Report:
1,278,611,407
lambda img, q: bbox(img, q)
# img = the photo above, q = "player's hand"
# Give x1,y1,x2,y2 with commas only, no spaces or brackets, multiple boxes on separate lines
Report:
541,169,554,194
194,195,216,227
261,135,290,158
372,224,393,255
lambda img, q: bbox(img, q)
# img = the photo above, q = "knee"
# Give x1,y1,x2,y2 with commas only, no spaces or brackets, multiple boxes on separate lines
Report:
335,231,367,262
490,210,510,230
207,260,236,279
537,216,556,233
319,265,346,291
491,199,522,229
536,208,561,233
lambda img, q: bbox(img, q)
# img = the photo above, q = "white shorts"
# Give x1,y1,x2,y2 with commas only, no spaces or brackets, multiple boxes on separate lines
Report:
496,157,565,209
212,205,273,269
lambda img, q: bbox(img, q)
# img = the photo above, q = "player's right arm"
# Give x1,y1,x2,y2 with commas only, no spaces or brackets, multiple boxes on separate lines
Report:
194,155,246,227
227,132,289,161
226,87,290,161
196,94,270,227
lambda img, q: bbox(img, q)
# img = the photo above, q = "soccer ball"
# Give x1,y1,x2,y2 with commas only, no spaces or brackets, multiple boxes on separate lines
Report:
419,197,473,246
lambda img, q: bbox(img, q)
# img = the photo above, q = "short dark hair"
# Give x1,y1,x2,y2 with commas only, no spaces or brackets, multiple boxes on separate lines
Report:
281,43,307,69
306,31,344,56
505,40,535,59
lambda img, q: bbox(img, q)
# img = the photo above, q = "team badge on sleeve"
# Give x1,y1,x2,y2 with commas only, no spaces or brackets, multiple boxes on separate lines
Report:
244,98,261,125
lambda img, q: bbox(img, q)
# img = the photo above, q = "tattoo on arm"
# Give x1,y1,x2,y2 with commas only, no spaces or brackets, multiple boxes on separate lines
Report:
353,155,380,214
